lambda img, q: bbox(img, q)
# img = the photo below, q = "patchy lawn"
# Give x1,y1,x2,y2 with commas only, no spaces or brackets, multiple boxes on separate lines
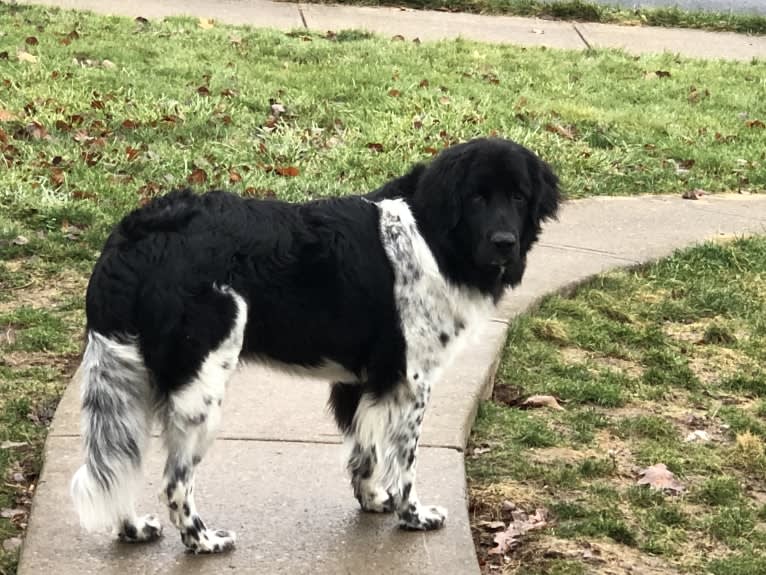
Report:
468,236,766,574
0,2,764,572
298,0,766,35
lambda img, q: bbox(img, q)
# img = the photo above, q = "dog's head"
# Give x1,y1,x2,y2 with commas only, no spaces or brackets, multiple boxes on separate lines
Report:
410,138,560,299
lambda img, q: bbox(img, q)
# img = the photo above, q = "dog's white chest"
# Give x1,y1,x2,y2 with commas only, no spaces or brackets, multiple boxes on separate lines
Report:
376,199,492,383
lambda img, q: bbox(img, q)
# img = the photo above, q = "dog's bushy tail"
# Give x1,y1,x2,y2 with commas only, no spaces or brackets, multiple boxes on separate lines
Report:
70,331,153,532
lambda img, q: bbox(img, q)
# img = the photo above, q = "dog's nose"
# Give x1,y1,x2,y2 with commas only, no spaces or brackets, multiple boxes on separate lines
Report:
491,231,518,252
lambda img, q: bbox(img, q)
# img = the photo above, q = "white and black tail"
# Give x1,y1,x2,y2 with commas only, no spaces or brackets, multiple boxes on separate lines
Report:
70,331,153,532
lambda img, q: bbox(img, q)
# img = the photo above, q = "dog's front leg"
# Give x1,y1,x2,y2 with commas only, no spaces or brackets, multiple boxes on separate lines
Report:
391,377,447,531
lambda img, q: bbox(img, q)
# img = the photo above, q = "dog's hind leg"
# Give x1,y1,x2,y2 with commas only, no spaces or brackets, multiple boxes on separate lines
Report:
330,382,395,513
159,286,247,553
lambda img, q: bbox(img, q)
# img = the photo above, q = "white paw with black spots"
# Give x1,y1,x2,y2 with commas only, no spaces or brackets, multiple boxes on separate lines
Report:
185,528,237,554
399,505,447,531
358,488,395,513
118,514,163,543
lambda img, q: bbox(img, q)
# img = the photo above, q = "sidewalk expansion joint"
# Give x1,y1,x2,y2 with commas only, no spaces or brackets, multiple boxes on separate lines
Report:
537,242,640,263
572,23,592,50
298,6,308,28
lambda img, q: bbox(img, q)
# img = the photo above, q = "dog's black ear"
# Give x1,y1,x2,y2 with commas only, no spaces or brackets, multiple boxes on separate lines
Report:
511,151,560,286
412,157,465,231
527,152,561,224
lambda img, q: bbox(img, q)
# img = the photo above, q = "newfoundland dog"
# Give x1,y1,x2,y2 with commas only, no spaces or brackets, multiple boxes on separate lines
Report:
71,137,560,553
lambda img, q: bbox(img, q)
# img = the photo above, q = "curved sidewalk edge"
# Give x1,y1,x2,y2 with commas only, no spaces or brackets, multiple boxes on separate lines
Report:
18,194,766,575
11,0,766,61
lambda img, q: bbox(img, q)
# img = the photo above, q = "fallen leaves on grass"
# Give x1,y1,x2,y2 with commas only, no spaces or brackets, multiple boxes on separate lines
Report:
644,70,671,79
637,463,684,494
198,17,215,29
545,123,576,140
487,508,548,555
275,165,299,177
367,142,384,153
521,395,565,411
688,86,709,104
187,168,208,185
746,119,765,129
0,109,17,121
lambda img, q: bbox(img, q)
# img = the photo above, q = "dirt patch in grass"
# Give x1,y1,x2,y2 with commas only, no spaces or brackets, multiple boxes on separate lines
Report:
517,535,684,575
560,347,644,379
0,266,87,315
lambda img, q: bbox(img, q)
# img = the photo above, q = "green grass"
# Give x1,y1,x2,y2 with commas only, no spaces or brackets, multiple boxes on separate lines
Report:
303,0,766,35
468,236,766,573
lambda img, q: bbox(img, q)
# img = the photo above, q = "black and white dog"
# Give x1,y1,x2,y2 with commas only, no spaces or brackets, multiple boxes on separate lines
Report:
71,138,559,553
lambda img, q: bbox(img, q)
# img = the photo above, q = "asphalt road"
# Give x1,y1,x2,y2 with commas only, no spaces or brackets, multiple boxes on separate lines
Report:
550,0,766,14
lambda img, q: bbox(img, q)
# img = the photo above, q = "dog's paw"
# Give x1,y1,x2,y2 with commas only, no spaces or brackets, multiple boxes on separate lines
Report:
358,487,395,513
118,514,163,543
398,504,447,531
184,528,237,554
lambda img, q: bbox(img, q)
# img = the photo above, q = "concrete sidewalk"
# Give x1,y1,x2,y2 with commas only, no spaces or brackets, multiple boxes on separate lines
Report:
17,193,766,575
14,0,766,60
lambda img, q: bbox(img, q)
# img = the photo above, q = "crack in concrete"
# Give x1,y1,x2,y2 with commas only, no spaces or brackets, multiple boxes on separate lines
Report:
572,23,592,50
537,242,640,263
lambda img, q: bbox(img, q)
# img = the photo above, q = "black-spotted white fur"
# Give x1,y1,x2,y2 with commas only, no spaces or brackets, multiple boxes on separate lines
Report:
70,138,560,552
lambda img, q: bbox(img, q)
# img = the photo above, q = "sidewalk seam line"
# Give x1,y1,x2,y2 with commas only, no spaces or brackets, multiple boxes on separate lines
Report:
537,242,639,262
298,5,308,28
572,23,592,50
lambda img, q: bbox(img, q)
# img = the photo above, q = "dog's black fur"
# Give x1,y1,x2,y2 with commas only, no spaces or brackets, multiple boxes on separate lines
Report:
72,137,560,550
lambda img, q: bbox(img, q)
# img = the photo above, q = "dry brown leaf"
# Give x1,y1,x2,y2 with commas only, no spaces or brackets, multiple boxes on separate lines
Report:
477,520,506,531
367,142,384,153
275,166,299,177
746,119,765,129
488,508,547,556
229,169,242,184
50,168,65,187
187,168,208,185
637,463,684,493
545,123,576,141
388,89,401,97
0,109,16,121
25,36,39,46
521,395,564,411
26,122,50,140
